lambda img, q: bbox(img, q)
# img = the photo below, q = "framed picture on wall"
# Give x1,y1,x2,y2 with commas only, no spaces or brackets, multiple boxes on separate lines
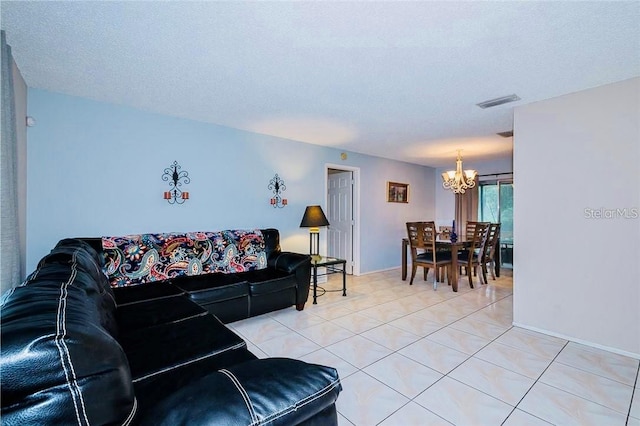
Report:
387,181,409,203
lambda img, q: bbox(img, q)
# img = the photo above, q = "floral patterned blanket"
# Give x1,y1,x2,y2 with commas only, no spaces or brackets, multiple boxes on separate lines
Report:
101,229,267,287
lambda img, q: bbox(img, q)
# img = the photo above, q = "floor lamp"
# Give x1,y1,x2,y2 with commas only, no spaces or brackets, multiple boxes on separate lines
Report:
300,205,330,261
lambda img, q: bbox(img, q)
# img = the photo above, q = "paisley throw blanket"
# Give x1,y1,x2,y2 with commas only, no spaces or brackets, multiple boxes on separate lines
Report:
102,229,267,287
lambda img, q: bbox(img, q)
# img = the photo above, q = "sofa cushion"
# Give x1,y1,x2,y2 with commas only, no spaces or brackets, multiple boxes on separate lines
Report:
24,239,119,336
171,269,246,292
112,281,184,306
132,346,258,419
197,296,250,324
137,358,342,426
24,262,120,337
118,313,247,384
262,227,282,257
116,295,207,332
186,282,249,305
102,229,267,287
0,279,136,426
46,238,111,290
247,268,297,295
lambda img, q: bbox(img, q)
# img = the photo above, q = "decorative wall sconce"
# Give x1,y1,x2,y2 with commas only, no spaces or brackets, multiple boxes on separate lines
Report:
162,161,190,204
268,174,287,208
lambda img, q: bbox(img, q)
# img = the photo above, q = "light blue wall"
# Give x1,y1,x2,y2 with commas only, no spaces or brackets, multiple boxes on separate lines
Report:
26,89,436,274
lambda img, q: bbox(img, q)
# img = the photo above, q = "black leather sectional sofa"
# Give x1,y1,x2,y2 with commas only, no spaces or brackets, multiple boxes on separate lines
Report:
1,233,342,425
81,228,313,324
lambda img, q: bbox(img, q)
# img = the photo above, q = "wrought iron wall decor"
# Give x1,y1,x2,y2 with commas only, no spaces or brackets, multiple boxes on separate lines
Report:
268,174,287,208
162,161,190,204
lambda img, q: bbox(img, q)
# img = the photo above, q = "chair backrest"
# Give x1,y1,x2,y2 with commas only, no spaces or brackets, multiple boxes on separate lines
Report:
483,223,501,260
465,221,484,241
467,222,490,258
406,222,438,261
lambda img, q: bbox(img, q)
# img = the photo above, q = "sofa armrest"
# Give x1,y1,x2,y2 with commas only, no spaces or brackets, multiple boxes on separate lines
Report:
137,358,341,426
268,252,311,309
268,251,309,273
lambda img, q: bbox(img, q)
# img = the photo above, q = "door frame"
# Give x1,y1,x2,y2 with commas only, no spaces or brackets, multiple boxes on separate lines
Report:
325,163,360,276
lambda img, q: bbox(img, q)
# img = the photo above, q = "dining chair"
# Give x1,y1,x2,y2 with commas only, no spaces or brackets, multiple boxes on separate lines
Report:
481,223,501,280
436,226,452,282
406,221,452,290
456,222,490,288
464,221,487,241
460,221,490,276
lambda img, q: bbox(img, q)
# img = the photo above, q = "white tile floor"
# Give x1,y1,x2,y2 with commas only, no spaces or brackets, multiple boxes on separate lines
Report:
229,269,639,425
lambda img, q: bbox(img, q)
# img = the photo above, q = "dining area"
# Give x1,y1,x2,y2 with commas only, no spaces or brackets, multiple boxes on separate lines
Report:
401,221,501,292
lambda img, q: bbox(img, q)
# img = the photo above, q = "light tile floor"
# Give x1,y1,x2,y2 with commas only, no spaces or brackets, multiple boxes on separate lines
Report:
229,269,639,425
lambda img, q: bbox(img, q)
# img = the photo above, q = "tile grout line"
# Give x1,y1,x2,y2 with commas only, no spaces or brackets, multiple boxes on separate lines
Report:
507,339,636,423
499,339,570,425
249,306,637,426
335,281,516,424
625,361,640,424
237,271,578,425
375,292,515,424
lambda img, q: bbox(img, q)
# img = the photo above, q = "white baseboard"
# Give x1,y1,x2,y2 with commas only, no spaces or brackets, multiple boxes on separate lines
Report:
512,322,640,360
359,266,402,276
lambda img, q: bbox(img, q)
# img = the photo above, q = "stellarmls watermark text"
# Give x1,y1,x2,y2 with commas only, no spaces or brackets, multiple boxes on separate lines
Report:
584,207,639,219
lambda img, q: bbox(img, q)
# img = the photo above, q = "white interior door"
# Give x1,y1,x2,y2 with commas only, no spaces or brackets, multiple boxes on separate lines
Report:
327,170,353,274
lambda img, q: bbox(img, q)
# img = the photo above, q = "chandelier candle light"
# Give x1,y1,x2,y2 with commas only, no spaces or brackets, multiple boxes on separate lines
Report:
441,150,477,194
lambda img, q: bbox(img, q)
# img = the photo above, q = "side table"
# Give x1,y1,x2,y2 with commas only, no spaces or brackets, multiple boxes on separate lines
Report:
311,256,347,304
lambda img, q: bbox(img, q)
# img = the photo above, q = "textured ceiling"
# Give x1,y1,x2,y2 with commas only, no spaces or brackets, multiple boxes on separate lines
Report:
2,1,639,167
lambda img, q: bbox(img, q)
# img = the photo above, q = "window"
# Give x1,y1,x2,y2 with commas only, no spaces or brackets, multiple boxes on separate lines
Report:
479,179,513,267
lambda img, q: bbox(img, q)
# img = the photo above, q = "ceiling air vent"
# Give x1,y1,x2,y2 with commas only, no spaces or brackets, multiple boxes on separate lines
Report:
476,94,520,109
497,130,513,138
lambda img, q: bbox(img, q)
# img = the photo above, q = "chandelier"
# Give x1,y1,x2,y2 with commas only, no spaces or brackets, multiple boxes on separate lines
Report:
441,150,477,194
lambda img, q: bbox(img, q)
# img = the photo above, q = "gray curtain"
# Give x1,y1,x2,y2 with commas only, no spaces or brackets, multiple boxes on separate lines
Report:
1,30,21,293
454,177,479,237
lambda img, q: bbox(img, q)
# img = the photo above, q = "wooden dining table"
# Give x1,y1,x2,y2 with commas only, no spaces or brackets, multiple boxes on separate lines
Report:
401,237,471,292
